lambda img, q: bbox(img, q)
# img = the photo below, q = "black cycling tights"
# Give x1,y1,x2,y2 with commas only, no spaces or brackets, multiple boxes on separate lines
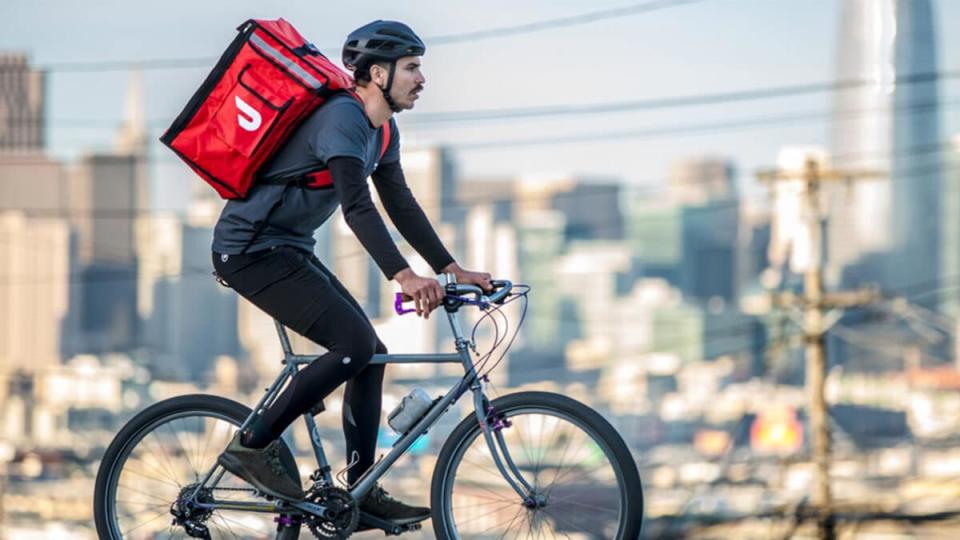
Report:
212,246,387,485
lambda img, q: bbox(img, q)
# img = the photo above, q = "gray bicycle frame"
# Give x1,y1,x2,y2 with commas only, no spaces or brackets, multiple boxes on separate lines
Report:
190,278,535,518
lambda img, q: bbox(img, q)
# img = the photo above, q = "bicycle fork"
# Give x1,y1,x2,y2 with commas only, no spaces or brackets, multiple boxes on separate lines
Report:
471,385,544,508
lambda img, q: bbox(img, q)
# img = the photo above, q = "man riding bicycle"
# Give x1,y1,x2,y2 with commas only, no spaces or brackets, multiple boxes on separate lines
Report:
210,20,493,528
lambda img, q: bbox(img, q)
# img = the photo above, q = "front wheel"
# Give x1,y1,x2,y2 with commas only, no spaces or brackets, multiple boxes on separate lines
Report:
93,394,301,539
431,391,643,539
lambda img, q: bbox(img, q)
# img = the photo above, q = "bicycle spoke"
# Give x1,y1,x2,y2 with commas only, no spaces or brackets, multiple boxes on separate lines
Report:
118,479,176,502
194,415,206,481
452,490,518,506
455,498,519,524
468,502,525,537
121,508,171,536
543,505,599,536
147,430,185,488
167,420,199,480
216,509,276,535
546,461,613,489
541,427,582,495
115,498,169,510
120,461,183,489
495,504,526,540
547,492,620,514
209,513,238,540
455,480,520,506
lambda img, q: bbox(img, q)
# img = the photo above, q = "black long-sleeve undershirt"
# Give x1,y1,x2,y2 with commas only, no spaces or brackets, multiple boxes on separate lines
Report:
328,157,454,280
371,160,455,274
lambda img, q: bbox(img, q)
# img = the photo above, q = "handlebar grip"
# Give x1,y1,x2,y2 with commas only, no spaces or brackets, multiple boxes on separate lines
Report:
394,292,417,315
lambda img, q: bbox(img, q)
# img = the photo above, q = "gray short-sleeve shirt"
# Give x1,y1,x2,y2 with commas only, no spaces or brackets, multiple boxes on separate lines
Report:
212,92,399,254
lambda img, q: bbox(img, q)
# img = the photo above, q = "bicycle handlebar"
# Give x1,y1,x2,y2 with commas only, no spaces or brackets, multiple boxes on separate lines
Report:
394,280,514,315
450,280,512,304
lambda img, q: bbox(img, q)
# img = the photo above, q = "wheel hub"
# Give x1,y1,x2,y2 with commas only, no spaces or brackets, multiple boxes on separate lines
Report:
170,483,215,539
523,493,547,509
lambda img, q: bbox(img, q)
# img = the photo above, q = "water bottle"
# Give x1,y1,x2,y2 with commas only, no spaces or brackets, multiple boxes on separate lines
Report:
388,388,433,434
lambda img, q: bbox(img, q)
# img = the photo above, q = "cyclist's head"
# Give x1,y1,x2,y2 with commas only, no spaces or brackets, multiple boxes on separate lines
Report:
343,20,426,112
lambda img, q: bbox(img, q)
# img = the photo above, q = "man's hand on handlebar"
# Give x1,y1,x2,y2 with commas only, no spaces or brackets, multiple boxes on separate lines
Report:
393,267,444,319
441,262,494,293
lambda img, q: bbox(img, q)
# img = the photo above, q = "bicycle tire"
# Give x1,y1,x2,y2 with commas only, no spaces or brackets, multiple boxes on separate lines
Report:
431,391,643,539
94,394,302,540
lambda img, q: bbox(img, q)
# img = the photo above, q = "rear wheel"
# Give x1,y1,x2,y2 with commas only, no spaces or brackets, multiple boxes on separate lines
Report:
94,394,302,539
431,391,643,539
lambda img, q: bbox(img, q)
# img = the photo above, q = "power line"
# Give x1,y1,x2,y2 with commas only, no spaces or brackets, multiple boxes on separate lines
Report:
26,0,710,74
406,71,960,125
425,0,710,45
11,70,960,130
443,95,960,150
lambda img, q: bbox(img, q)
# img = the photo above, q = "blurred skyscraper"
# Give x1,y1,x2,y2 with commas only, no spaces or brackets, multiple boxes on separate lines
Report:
0,53,44,151
0,213,69,372
0,54,63,216
828,0,895,276
889,0,942,302
629,157,739,306
828,0,942,303
62,70,150,355
667,157,735,206
139,197,242,382
0,55,69,374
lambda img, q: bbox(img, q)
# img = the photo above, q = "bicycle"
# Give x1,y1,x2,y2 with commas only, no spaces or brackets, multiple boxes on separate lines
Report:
94,277,644,539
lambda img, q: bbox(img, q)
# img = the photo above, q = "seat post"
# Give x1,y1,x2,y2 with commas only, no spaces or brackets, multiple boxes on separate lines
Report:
274,319,294,358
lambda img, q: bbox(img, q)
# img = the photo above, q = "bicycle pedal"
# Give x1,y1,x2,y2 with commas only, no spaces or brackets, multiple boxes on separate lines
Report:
383,522,422,536
358,512,426,535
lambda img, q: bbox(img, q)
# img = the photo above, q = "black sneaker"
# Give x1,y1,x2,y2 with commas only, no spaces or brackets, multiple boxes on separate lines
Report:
357,484,431,526
218,432,304,501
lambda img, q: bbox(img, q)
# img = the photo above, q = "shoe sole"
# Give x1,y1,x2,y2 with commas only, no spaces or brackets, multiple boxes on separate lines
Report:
354,512,432,532
394,514,431,525
217,452,303,501
360,511,431,526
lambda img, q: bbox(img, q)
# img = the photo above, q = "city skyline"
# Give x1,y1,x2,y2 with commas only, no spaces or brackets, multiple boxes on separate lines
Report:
2,2,960,538
2,1,959,213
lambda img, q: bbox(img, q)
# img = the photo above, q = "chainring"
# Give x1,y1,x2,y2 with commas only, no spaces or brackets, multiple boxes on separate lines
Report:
305,486,359,539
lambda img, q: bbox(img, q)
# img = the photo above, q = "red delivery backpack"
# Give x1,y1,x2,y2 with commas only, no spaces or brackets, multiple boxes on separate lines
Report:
161,19,360,199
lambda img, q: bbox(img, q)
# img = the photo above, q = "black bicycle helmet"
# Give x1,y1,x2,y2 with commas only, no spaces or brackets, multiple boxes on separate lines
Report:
342,20,425,112
342,20,425,70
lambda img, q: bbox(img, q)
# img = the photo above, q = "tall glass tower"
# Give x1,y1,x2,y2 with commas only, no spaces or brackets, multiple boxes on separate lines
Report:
889,0,942,302
829,0,942,304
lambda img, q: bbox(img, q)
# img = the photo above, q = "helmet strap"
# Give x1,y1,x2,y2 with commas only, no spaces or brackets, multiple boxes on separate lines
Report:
377,61,403,113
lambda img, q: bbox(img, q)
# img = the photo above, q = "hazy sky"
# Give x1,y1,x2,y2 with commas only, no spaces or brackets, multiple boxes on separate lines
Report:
3,0,959,210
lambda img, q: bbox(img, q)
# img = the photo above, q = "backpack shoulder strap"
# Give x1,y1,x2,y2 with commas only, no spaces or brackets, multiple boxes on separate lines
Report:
379,121,391,161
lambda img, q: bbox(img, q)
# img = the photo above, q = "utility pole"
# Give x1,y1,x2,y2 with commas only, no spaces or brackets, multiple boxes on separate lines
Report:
758,157,883,540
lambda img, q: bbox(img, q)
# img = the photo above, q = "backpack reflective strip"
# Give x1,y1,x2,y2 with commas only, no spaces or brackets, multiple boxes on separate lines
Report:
249,33,323,89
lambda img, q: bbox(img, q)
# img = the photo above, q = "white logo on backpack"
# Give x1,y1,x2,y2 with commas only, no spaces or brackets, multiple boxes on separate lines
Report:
235,96,262,131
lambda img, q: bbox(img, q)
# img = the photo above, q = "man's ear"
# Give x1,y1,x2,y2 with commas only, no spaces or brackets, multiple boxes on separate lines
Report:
370,63,387,87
